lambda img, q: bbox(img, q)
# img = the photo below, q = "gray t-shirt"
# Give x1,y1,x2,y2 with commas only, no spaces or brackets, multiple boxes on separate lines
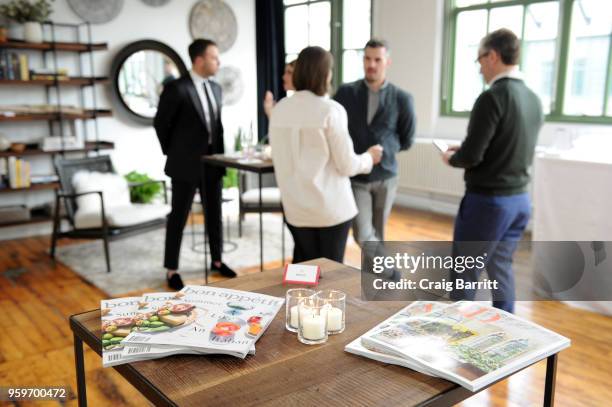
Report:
366,80,388,125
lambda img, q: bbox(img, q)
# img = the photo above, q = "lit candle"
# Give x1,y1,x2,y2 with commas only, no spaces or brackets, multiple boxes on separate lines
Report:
301,314,326,340
326,307,343,332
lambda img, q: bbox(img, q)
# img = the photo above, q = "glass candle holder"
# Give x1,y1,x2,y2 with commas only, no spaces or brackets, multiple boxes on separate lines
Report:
297,296,329,345
285,288,316,332
316,289,346,334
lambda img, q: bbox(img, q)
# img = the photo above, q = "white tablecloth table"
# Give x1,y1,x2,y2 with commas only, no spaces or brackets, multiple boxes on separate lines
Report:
533,152,612,315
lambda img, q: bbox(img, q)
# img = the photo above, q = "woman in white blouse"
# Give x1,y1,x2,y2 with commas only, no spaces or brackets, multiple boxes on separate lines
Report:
269,46,383,263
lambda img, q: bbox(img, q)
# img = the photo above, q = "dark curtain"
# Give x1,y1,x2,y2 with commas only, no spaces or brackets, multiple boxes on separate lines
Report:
255,0,286,141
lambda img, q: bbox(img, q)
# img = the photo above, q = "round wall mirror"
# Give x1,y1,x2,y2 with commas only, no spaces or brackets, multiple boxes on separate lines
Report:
111,40,188,125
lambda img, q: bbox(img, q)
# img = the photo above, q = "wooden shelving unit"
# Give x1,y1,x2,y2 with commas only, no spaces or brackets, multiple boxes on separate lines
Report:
0,109,112,122
0,40,107,52
0,141,114,158
0,77,109,86
0,182,59,194
0,22,112,228
0,213,55,227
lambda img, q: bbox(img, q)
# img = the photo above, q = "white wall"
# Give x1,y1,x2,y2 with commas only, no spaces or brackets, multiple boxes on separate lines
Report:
0,0,256,239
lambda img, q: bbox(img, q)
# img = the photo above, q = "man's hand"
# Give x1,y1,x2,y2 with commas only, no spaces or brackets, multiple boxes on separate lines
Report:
263,90,275,118
442,146,459,166
368,145,384,165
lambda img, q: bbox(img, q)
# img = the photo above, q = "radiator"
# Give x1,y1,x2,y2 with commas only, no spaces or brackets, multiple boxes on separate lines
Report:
397,139,465,197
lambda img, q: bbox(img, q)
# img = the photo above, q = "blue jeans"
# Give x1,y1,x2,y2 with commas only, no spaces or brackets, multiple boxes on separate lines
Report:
451,192,531,313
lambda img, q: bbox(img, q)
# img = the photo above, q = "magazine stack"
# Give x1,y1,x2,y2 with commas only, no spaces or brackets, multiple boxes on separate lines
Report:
101,285,284,367
345,301,570,391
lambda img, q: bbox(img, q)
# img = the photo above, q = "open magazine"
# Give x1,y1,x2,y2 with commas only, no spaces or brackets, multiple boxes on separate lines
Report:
121,286,284,360
348,301,570,392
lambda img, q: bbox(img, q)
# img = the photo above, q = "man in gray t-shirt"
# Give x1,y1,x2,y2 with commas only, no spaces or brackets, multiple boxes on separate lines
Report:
334,39,416,246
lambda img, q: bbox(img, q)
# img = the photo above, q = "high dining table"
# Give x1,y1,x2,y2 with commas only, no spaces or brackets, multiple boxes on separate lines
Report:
202,153,281,273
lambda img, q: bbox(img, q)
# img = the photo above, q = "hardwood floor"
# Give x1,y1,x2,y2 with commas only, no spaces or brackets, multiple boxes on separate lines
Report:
0,207,610,406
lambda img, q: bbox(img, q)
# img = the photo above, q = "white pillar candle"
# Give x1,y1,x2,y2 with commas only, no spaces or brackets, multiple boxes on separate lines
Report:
290,305,299,328
326,307,343,332
301,314,326,340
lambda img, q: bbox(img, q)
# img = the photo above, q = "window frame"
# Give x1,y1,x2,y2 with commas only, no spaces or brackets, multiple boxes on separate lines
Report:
283,0,373,90
441,0,612,125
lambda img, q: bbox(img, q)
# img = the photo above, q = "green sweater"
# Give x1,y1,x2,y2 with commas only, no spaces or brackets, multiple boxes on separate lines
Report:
449,77,543,196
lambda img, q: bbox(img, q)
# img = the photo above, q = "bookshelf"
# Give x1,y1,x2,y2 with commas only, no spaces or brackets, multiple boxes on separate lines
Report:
0,21,112,228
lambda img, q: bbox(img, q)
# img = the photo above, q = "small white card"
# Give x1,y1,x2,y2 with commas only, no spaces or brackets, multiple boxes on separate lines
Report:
283,264,320,286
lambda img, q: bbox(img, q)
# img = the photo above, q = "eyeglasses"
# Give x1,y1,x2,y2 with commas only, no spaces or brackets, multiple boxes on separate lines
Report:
475,51,489,63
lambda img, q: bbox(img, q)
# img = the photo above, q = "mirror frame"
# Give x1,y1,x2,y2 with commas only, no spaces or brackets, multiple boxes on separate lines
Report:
110,39,188,125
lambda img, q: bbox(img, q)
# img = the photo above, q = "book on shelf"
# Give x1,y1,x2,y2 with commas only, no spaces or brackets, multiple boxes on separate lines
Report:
30,174,59,184
101,286,284,367
0,51,30,80
41,136,84,151
7,157,31,189
346,301,570,392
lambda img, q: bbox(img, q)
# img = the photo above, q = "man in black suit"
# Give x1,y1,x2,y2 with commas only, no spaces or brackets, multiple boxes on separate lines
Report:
154,39,236,290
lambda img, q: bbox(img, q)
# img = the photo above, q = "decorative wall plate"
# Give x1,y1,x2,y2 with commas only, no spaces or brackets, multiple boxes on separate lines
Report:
189,0,238,53
215,66,244,106
142,0,171,6
67,0,124,24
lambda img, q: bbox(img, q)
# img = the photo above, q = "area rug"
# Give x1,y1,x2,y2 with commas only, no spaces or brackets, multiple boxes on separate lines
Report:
55,213,293,296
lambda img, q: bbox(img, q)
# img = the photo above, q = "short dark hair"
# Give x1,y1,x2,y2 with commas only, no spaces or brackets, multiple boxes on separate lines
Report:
365,38,389,51
189,39,217,63
293,46,333,96
481,29,520,65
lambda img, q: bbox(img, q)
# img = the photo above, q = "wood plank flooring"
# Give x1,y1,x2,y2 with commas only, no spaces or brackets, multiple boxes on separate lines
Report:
0,207,610,406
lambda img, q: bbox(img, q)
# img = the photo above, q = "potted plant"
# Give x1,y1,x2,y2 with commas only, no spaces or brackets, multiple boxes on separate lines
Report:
124,171,162,203
0,0,53,43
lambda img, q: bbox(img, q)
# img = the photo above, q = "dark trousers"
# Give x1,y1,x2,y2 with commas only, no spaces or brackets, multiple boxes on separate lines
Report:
164,167,222,270
286,219,352,264
451,192,531,313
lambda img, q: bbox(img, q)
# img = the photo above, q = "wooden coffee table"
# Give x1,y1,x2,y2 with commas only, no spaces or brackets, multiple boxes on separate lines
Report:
69,258,559,406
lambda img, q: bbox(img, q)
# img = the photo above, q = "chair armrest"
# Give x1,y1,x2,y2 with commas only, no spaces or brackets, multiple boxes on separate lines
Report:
127,180,168,204
56,190,103,199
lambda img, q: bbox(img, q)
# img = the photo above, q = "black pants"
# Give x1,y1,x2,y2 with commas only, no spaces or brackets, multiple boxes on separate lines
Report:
164,167,222,270
286,219,352,263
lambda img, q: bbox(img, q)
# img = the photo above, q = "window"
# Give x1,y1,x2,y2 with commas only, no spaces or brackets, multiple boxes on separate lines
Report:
443,0,612,124
283,0,372,87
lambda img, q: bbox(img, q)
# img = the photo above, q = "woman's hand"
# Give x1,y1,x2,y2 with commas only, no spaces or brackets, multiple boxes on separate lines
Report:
367,145,384,165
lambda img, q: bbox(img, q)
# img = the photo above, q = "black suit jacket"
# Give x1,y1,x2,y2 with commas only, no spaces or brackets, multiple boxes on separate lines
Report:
154,74,225,184
333,80,416,182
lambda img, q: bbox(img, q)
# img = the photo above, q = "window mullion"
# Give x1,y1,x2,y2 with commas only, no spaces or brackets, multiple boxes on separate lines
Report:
331,0,342,90
602,33,612,117
552,0,574,118
442,1,457,114
519,4,527,71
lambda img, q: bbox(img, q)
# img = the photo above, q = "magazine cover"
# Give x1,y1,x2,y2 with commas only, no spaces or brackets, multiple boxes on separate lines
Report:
361,301,571,391
100,297,142,367
121,291,258,360
345,301,450,376
122,286,284,359
120,292,213,361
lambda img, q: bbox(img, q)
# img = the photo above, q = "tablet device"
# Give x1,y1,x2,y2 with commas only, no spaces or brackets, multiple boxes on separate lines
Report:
432,139,449,153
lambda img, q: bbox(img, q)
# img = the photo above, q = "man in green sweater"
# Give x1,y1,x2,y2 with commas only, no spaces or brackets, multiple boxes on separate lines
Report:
442,29,543,313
